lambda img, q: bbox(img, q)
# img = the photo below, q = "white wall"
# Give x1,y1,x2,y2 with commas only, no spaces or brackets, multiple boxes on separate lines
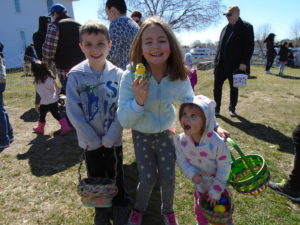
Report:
0,0,77,69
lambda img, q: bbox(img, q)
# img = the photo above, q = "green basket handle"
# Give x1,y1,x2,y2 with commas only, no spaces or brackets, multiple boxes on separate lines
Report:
227,138,256,176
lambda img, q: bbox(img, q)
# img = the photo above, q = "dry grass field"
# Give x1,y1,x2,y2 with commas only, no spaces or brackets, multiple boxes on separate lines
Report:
1,65,300,225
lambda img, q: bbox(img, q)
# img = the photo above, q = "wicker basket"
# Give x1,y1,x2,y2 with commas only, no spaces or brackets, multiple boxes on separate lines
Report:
227,138,270,195
76,148,118,208
77,177,118,208
198,191,233,225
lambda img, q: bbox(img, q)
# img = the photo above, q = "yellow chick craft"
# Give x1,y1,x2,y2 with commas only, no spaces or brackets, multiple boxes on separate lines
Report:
133,63,147,83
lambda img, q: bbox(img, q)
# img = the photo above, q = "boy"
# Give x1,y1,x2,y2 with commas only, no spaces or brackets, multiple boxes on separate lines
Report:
66,21,130,225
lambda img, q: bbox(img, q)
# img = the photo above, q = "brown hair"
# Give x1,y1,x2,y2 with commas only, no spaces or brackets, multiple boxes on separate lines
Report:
179,103,206,136
131,10,142,19
129,16,188,81
79,21,110,42
31,61,55,84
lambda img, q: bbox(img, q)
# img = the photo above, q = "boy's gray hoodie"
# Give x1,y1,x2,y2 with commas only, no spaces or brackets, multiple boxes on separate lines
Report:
66,59,123,150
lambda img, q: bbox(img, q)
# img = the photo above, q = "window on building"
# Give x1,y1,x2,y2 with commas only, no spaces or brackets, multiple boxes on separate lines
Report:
47,0,54,12
14,0,21,12
20,31,26,50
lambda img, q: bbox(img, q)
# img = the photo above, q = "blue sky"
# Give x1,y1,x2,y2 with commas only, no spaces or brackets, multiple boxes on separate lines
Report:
73,0,300,45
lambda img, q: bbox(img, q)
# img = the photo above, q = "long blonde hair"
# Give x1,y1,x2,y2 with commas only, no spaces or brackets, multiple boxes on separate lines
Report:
129,16,187,81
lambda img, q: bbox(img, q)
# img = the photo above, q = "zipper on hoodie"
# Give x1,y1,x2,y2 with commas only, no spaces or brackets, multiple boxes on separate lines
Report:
157,82,162,131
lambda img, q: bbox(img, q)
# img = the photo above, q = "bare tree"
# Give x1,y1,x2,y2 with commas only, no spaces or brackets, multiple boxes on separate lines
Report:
98,0,224,31
290,20,300,46
255,24,272,57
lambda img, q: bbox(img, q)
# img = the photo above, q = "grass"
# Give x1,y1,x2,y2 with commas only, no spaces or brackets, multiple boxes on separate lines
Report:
1,65,300,225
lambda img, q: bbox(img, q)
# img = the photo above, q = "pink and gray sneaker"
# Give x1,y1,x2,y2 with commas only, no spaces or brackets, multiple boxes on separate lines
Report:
127,210,143,225
162,213,179,225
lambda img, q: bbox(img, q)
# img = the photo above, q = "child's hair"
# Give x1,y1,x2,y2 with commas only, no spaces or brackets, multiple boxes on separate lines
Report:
130,16,187,81
131,10,142,19
79,21,110,42
31,60,55,84
105,0,127,14
179,103,206,136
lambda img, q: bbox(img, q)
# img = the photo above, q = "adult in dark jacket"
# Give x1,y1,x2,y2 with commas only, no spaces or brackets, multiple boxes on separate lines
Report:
214,6,254,116
278,42,289,76
23,44,37,76
264,33,277,75
33,16,51,60
33,16,52,107
42,3,85,94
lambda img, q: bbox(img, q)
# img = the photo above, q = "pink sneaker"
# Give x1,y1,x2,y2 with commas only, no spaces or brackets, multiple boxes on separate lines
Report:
127,210,143,225
162,213,179,225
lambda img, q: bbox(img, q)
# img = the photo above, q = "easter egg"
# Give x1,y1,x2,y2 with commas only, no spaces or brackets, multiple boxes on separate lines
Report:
219,196,228,205
202,202,211,210
213,205,226,213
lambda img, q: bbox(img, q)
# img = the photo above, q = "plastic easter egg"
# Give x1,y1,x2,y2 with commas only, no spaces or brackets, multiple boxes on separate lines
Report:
219,196,228,205
203,202,211,210
213,205,226,213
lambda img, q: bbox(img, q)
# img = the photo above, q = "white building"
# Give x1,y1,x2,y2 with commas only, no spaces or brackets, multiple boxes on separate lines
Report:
0,0,78,69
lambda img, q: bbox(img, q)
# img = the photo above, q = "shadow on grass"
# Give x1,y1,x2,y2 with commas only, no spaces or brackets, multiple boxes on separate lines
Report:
16,132,81,176
274,74,300,79
20,108,39,122
218,115,294,154
248,75,257,79
123,162,164,225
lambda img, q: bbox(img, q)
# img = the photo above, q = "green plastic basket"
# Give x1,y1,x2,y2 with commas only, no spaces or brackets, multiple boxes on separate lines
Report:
227,138,270,195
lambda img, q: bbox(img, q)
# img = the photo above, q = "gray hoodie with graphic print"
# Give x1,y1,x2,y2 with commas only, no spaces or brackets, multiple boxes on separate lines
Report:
66,59,123,150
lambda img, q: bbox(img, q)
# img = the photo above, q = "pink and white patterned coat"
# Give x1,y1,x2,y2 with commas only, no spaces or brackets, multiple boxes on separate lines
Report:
175,95,232,200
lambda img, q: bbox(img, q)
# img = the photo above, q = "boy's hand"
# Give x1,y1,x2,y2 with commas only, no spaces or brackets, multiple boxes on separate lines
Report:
192,173,202,184
207,196,219,208
132,77,149,106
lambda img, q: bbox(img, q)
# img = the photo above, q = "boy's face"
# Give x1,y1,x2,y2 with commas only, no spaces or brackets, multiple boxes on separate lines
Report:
79,32,111,67
180,105,205,141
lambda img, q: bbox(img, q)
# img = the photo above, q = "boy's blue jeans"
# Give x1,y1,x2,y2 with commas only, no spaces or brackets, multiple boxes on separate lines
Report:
0,83,13,148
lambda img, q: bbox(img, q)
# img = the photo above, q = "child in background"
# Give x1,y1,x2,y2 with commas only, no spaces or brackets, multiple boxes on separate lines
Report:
175,95,232,225
0,54,14,151
117,17,229,225
66,21,130,225
278,42,289,76
184,52,197,91
31,61,72,135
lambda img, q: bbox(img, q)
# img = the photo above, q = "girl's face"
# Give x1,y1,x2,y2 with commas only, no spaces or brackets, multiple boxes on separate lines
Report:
79,33,111,69
180,106,205,141
141,24,171,67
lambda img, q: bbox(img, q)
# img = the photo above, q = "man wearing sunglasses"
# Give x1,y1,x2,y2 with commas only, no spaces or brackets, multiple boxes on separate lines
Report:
213,6,254,117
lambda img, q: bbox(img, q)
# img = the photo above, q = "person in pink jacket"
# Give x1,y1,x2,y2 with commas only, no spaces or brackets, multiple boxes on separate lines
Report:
175,95,233,225
31,61,72,135
184,53,198,91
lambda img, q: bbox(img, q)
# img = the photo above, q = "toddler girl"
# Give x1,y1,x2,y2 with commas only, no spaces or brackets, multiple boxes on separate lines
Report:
175,95,232,225
32,61,72,135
